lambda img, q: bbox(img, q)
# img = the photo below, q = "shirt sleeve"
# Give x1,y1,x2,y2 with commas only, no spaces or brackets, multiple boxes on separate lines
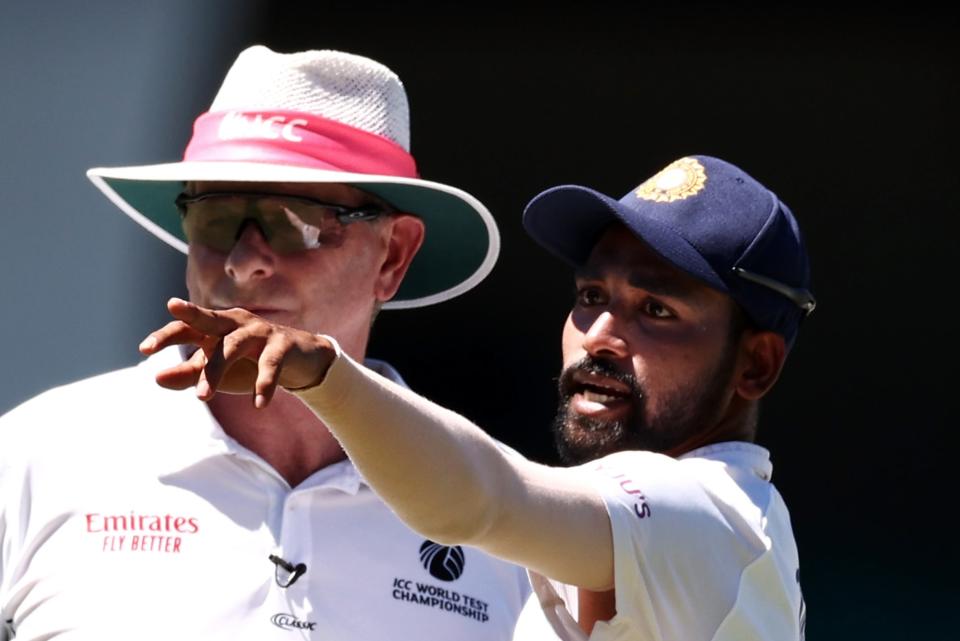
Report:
587,451,769,641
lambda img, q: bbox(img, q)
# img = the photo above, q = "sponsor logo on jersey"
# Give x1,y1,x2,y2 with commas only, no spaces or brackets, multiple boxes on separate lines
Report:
271,613,317,631
593,461,652,519
420,540,466,581
390,540,490,623
84,511,200,553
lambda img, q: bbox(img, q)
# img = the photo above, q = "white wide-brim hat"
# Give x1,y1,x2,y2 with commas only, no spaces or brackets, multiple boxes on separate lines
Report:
86,45,499,310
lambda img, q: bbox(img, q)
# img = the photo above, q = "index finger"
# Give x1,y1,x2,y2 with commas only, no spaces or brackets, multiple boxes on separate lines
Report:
166,297,248,337
139,319,207,355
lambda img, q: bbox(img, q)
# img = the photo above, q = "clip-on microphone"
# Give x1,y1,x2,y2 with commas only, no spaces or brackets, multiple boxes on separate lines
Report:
269,553,307,588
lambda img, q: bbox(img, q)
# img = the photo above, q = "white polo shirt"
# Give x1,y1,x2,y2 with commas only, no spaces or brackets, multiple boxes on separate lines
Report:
0,349,530,640
514,444,806,641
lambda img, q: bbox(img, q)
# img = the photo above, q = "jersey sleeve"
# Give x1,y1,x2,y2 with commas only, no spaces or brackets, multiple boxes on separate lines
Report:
586,451,770,641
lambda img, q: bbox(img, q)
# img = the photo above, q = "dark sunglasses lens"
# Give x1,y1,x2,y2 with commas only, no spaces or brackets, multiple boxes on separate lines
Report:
181,210,243,253
180,195,350,254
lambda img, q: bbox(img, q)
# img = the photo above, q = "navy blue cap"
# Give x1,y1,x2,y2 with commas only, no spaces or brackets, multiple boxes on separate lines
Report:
522,155,815,347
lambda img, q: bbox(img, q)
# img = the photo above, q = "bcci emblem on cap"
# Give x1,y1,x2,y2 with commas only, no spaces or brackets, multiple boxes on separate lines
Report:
634,157,708,203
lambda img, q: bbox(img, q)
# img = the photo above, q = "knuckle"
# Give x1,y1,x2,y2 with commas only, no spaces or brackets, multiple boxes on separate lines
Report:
262,352,283,368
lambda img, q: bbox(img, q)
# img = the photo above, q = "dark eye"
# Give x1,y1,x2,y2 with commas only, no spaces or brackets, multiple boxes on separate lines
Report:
642,299,674,319
576,286,606,307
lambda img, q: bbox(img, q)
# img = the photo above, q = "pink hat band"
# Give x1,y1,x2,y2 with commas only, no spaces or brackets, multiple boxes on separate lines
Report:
183,110,419,178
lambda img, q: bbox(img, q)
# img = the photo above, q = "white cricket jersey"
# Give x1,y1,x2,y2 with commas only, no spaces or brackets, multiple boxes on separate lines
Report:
513,444,806,641
0,348,530,640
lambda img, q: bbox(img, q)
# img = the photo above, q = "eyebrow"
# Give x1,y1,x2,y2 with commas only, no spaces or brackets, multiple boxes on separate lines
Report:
574,266,701,299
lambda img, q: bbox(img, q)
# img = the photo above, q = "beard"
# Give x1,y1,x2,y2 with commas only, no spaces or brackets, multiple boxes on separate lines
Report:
552,345,740,465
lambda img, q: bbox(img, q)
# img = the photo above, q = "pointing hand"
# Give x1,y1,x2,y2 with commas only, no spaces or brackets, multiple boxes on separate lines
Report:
139,298,336,408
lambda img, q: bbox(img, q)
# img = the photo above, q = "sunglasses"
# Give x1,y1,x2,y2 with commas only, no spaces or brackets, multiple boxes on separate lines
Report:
175,191,385,254
733,267,817,316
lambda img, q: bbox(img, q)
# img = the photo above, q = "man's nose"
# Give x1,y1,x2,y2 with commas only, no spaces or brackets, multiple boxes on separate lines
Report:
224,221,276,284
582,311,629,359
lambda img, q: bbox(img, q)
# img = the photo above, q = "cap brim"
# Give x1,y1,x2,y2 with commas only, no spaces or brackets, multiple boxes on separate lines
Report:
522,185,729,293
87,162,499,309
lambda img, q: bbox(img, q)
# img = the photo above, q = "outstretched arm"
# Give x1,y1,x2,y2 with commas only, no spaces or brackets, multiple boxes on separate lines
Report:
141,298,614,590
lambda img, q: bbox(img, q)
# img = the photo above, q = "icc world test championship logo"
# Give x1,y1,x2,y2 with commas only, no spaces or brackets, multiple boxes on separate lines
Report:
419,540,465,581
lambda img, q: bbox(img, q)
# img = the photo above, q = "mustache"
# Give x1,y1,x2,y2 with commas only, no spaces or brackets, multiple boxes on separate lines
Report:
558,355,643,402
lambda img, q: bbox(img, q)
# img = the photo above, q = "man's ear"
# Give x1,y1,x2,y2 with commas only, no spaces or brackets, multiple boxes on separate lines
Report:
735,330,787,401
374,214,425,302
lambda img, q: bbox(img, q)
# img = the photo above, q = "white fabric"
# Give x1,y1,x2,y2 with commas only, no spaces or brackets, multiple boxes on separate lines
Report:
296,346,615,590
290,346,805,641
514,571,586,641
210,45,411,150
0,349,530,640
517,444,806,641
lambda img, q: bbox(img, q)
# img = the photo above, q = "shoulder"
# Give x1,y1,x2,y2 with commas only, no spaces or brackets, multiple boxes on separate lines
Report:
1,364,135,426
586,444,779,546
589,445,801,638
0,350,190,454
589,443,776,505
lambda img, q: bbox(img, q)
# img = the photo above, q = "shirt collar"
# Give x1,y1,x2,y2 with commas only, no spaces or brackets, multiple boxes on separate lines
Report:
679,441,774,481
151,347,410,489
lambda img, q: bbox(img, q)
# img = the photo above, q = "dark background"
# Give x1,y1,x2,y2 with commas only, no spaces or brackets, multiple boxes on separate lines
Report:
261,3,957,636
3,2,955,638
